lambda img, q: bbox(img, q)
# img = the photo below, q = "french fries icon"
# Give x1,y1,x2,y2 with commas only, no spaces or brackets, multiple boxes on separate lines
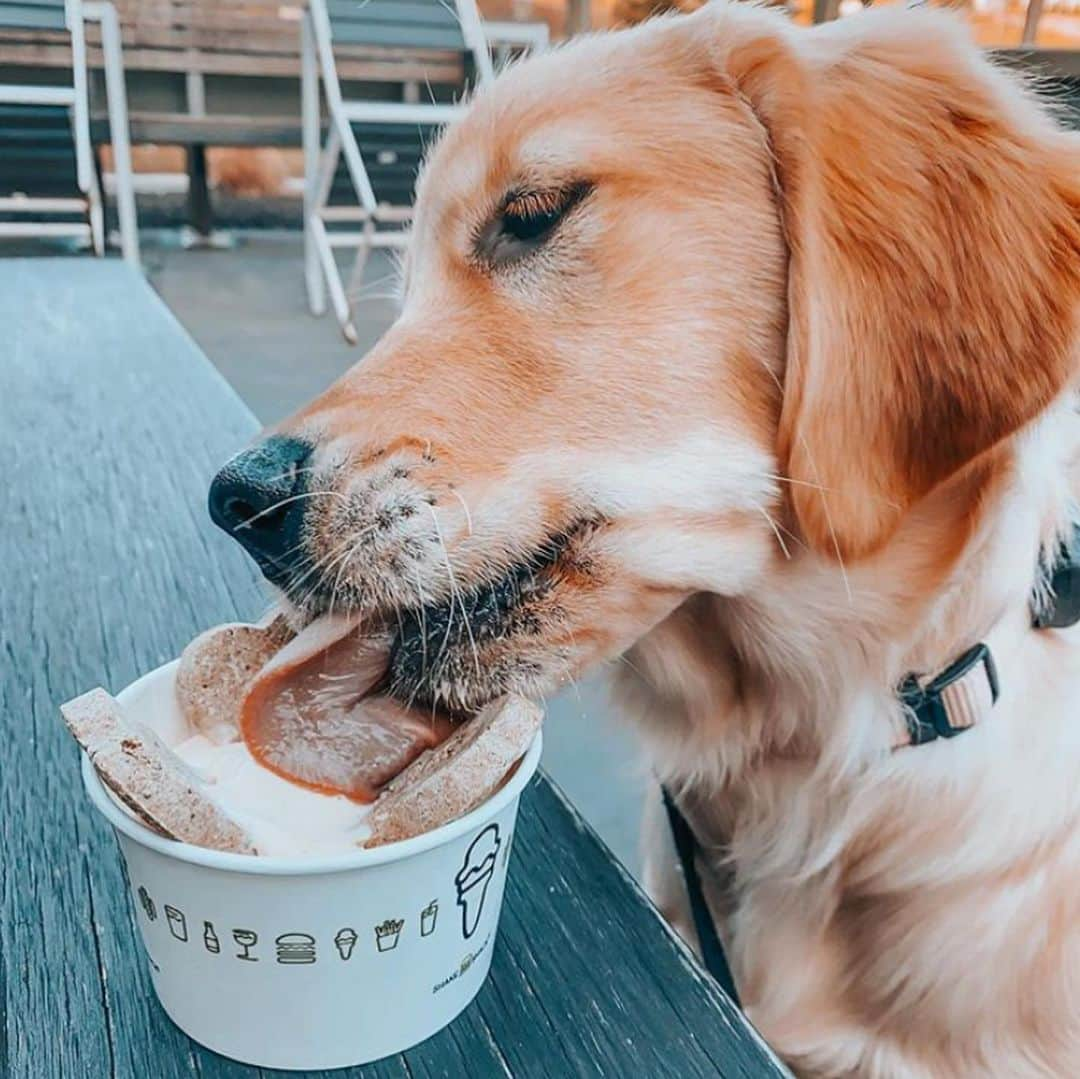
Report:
374,918,404,952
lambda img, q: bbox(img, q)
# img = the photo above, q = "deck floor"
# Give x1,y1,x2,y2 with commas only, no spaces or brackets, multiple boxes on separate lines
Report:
143,232,645,875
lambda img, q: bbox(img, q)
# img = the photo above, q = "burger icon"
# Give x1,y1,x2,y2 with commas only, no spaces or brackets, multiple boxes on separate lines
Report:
275,932,316,965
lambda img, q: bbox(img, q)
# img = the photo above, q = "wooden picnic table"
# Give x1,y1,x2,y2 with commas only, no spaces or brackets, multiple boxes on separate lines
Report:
0,259,788,1079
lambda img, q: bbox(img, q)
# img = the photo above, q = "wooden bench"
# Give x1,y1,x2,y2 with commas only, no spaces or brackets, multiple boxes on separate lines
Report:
0,257,790,1079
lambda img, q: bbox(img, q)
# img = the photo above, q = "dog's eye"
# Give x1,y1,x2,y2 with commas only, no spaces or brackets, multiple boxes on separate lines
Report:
502,191,570,242
476,183,591,267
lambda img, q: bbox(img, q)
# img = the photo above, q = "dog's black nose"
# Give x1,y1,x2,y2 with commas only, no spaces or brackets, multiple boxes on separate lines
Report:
208,436,313,583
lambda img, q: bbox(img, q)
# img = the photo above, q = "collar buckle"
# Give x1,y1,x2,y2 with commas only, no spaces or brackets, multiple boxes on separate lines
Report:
899,642,999,746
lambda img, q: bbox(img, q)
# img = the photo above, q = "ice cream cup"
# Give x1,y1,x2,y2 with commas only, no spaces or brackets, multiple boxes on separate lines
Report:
80,660,543,1071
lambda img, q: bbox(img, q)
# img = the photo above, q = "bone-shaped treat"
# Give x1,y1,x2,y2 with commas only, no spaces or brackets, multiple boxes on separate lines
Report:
364,694,541,847
61,688,256,854
175,613,294,744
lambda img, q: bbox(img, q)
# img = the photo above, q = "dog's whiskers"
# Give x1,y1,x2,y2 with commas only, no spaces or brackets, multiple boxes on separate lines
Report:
257,464,321,487
321,525,382,616
758,471,830,493
410,568,430,707
345,271,400,301
234,489,348,530
448,488,474,538
427,504,482,690
757,504,792,560
325,533,368,620
284,529,368,611
794,432,852,604
614,651,648,681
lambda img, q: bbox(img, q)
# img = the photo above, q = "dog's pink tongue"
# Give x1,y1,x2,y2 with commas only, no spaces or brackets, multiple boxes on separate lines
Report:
240,615,451,803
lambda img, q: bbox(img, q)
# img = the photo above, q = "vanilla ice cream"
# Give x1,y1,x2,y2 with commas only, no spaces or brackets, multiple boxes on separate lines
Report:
172,732,371,856
114,659,373,856
106,614,530,857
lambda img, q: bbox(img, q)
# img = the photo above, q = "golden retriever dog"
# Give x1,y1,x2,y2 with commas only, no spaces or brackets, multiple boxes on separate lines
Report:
209,4,1080,1075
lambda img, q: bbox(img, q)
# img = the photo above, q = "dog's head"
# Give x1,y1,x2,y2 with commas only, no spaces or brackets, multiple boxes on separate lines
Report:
210,4,1080,713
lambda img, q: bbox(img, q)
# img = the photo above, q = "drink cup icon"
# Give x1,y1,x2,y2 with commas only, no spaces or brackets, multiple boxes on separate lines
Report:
420,900,438,938
374,919,403,952
164,905,188,942
454,825,501,940
334,927,357,961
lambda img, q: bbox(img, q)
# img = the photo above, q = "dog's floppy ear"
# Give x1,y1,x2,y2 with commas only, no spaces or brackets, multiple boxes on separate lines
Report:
712,6,1080,559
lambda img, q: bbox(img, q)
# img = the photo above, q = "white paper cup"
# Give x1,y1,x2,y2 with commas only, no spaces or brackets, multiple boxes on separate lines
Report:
81,661,542,1071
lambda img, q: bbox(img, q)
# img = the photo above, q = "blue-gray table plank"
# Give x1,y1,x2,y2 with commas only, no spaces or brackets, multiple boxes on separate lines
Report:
0,259,786,1078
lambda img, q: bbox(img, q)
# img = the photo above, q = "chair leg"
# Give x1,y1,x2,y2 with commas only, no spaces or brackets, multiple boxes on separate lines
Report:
87,173,105,256
304,222,326,318
304,210,327,317
311,215,357,344
91,0,140,267
186,145,213,240
301,11,326,316
89,200,105,256
306,132,342,319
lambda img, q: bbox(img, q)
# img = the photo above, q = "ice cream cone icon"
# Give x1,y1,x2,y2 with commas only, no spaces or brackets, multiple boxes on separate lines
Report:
334,927,358,961
454,824,501,940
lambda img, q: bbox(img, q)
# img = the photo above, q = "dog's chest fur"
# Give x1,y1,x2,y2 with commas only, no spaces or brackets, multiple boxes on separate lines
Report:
616,427,1080,1076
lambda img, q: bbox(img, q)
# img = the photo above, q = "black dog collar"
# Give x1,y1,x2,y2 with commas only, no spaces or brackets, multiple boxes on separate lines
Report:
667,523,1080,1001
897,521,1080,748
898,643,999,747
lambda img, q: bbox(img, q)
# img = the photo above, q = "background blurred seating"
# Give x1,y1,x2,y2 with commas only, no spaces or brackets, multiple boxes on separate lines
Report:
0,0,103,253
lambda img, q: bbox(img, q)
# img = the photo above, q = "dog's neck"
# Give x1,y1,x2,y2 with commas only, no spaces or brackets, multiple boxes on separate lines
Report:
621,400,1079,796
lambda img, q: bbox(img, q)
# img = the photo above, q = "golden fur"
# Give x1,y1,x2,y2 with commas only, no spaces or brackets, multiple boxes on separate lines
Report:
274,5,1080,1074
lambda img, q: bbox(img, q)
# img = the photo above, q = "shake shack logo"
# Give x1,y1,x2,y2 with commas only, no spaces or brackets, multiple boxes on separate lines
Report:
432,934,492,995
454,824,500,939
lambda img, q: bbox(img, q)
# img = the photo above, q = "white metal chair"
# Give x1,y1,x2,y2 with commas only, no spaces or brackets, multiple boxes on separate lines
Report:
84,0,139,265
301,0,497,343
0,0,104,253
